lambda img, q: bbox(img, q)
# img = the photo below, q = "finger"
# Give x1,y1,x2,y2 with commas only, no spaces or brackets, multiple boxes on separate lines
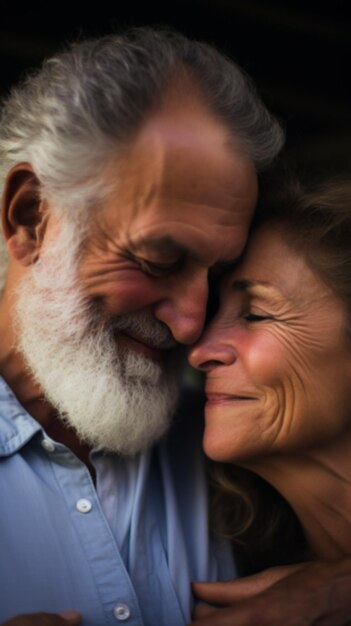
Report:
4,613,82,626
59,611,81,624
193,603,218,619
189,605,244,625
189,595,299,626
192,563,304,604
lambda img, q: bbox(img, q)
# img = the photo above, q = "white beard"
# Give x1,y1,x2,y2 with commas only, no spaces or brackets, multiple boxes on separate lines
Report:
14,220,181,456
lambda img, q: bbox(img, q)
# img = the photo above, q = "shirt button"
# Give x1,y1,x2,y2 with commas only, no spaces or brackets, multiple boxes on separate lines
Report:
113,603,131,621
76,498,92,513
41,439,55,452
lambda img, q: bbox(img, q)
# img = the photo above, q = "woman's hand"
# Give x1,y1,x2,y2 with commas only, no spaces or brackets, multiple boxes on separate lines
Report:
189,560,351,625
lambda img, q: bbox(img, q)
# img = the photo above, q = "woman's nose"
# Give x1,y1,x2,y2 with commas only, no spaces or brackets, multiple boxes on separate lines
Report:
188,328,237,371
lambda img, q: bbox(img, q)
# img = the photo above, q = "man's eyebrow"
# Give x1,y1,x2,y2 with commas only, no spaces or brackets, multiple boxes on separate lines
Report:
130,236,239,266
129,236,188,256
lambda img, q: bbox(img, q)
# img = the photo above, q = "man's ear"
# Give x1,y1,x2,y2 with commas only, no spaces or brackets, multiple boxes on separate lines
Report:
1,162,49,266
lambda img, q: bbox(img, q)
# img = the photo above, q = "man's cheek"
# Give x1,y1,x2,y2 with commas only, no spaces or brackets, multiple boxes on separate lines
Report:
100,278,164,316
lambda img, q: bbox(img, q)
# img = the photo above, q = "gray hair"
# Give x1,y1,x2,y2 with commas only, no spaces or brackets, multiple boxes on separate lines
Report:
0,27,284,287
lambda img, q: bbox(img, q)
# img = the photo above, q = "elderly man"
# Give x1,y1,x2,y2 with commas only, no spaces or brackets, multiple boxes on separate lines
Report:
0,27,350,626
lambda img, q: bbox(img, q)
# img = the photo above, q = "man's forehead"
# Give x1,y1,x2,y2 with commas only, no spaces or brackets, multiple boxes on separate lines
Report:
138,102,230,148
114,99,247,184
99,101,257,264
120,122,227,176
107,132,257,216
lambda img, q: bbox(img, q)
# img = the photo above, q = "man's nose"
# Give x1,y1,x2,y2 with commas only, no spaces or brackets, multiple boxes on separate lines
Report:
153,274,209,345
188,327,237,371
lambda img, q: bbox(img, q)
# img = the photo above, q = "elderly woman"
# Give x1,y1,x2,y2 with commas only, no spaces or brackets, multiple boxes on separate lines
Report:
188,179,351,621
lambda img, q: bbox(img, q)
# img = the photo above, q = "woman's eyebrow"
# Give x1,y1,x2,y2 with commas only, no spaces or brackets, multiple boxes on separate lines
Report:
232,279,283,302
231,279,270,292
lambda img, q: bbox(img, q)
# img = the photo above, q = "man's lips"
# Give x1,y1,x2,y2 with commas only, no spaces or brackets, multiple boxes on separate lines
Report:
117,331,171,361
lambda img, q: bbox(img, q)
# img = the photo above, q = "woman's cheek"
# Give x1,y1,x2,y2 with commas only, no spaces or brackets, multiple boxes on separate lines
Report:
244,332,286,386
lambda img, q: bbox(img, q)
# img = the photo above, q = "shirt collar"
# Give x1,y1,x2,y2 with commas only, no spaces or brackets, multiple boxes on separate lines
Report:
0,376,42,457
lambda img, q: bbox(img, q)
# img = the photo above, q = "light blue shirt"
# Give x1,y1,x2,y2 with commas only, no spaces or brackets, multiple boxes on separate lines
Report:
0,377,236,625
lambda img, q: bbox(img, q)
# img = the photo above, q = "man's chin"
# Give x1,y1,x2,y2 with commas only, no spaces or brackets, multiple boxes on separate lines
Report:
56,377,179,457
64,414,173,457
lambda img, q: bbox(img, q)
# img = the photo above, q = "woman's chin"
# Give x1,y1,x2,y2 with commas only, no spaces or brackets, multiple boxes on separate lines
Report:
202,422,266,465
203,428,242,463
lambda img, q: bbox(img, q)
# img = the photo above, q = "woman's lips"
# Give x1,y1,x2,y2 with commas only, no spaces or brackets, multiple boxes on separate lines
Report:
205,393,257,406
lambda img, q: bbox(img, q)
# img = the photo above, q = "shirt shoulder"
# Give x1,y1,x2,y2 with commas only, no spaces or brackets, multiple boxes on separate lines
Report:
0,377,41,456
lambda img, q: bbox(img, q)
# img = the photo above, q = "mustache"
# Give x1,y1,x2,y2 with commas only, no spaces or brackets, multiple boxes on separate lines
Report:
110,311,177,350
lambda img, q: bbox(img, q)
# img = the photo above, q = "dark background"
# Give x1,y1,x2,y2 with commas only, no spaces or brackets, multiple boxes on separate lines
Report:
1,1,349,178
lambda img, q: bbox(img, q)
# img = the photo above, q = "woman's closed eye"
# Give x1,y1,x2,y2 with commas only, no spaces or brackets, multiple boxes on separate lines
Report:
243,312,273,322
